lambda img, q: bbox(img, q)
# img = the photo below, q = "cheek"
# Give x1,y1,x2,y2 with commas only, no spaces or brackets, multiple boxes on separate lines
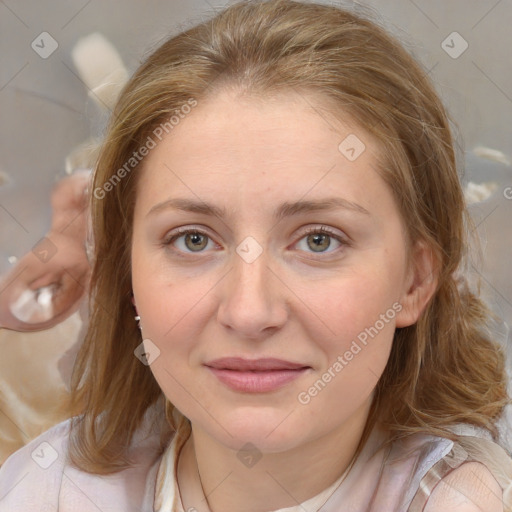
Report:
131,244,215,339
131,260,211,409
304,270,399,341
298,280,396,412
300,269,398,391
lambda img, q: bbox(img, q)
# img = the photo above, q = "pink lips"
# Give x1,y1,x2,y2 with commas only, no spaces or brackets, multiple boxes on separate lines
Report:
205,357,310,393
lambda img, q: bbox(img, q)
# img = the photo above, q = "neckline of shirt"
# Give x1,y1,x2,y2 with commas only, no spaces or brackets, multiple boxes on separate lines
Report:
153,423,390,512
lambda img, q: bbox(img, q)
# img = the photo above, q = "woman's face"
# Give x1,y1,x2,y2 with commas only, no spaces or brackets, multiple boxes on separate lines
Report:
131,90,416,453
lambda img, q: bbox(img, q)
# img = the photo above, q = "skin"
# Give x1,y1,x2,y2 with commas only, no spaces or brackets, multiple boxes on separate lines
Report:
131,89,437,512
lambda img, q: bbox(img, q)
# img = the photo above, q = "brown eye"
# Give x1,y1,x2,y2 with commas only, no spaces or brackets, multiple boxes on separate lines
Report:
295,226,346,256
164,228,214,254
184,232,208,251
306,233,331,252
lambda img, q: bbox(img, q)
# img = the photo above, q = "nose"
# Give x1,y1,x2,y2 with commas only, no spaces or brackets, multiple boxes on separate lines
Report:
216,245,288,339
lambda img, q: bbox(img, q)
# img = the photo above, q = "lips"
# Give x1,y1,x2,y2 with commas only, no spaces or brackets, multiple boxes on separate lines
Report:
204,357,311,392
204,357,310,372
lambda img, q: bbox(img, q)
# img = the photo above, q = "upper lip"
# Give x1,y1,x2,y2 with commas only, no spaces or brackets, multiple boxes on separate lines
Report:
205,357,310,371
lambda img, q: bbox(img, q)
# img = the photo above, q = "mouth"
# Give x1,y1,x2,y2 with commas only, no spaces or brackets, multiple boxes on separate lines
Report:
204,357,310,372
204,357,311,393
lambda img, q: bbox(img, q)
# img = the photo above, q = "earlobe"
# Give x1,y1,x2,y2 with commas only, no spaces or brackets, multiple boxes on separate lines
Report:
395,240,438,328
131,294,142,330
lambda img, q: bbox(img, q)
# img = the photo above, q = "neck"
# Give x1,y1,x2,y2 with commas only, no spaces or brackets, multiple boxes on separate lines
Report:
178,397,375,512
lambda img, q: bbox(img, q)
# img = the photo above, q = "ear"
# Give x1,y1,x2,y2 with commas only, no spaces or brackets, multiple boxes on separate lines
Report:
395,239,438,328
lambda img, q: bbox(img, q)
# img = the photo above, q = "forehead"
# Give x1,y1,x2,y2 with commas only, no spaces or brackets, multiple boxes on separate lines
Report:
149,89,368,163
134,89,391,222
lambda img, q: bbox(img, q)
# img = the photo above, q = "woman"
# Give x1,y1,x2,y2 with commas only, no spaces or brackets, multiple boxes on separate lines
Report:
0,1,511,510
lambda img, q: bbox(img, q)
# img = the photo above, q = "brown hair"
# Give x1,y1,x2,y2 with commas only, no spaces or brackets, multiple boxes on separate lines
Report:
68,0,509,474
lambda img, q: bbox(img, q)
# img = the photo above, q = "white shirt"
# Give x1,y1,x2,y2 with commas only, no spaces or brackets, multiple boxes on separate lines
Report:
1,405,511,511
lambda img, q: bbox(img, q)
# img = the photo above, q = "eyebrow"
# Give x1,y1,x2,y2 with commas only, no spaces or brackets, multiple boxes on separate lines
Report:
147,196,371,221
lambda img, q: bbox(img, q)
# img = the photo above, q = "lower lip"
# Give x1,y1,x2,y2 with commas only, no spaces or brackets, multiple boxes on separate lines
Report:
206,367,309,393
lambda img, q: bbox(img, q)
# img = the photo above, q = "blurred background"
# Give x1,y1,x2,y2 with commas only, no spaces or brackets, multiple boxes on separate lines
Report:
0,0,511,461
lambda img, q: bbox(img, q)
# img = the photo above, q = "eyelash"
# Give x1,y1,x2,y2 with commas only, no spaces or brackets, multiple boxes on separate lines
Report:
300,226,348,252
162,225,348,258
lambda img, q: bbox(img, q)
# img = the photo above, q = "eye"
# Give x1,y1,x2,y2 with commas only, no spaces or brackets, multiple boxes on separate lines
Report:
163,227,217,253
295,226,347,254
162,225,348,257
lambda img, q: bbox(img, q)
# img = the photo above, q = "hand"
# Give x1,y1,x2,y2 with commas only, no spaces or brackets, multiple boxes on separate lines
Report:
0,171,92,332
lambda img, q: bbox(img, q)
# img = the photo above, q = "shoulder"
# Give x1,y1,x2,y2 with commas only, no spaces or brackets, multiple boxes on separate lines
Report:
424,461,503,512
382,424,512,512
411,426,512,512
0,418,71,510
0,414,169,511
0,416,71,473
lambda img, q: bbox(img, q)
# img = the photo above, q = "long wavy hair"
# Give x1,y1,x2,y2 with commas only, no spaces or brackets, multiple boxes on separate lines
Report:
68,0,509,474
